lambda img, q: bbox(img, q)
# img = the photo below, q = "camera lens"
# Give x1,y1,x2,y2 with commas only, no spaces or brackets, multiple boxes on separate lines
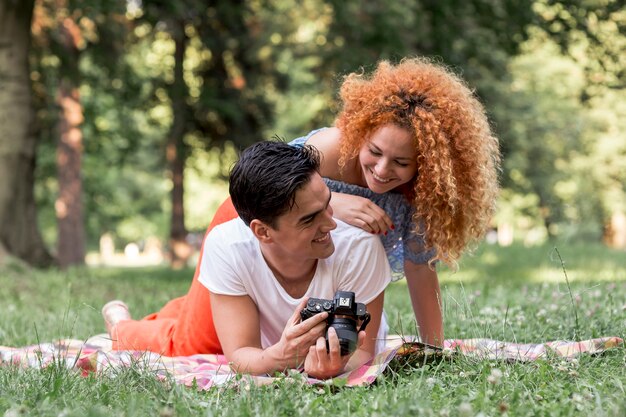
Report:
327,316,358,356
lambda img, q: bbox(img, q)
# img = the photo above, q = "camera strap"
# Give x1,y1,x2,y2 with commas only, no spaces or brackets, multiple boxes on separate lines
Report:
358,313,371,332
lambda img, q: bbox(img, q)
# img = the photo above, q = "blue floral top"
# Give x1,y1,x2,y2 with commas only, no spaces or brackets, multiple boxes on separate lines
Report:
290,129,435,280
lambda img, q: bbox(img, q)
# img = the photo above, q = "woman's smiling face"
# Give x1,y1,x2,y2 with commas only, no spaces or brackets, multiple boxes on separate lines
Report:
357,124,418,194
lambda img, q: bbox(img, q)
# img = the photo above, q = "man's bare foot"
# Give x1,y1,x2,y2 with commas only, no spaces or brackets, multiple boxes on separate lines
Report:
101,300,131,336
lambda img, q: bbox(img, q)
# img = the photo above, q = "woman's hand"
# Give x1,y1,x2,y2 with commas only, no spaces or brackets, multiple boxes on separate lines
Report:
330,192,394,235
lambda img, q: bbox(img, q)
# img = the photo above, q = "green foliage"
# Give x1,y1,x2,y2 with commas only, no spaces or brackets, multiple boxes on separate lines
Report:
496,35,591,236
31,0,170,250
493,29,626,241
183,143,235,231
265,0,626,245
26,0,626,251
532,0,626,92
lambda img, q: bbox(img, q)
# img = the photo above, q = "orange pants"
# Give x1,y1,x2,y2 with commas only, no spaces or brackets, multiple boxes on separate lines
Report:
112,197,238,356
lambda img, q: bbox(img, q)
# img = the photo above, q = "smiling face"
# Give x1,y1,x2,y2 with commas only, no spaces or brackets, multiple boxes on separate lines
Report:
357,124,419,194
264,173,337,262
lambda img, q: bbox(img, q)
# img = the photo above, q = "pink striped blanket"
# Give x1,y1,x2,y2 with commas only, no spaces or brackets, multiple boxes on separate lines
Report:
0,336,622,388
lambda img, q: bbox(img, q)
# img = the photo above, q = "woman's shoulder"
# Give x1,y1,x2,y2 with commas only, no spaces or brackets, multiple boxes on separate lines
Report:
303,127,343,178
306,127,341,149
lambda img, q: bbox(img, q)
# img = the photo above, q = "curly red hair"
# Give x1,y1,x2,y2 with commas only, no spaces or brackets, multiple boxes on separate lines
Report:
335,57,500,268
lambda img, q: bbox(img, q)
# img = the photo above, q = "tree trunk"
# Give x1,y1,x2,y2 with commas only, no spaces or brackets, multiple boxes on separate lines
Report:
56,79,85,267
604,211,626,250
0,0,54,267
167,20,191,269
55,17,85,268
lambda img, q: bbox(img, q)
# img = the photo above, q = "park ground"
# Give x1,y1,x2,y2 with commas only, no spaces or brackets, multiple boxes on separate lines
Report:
1,241,625,416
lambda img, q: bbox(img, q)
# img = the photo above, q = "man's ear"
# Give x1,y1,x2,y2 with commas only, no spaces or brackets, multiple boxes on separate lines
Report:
250,219,273,243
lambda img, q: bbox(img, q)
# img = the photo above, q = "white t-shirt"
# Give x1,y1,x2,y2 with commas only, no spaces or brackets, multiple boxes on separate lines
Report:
199,218,391,351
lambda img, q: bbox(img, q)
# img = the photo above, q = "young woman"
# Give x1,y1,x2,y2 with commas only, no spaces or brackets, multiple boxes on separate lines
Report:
287,57,500,346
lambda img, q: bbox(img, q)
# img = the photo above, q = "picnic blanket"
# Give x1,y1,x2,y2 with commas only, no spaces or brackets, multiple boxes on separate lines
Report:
0,335,622,389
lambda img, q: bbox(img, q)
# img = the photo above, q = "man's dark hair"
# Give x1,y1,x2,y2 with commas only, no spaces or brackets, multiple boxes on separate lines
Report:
229,140,321,227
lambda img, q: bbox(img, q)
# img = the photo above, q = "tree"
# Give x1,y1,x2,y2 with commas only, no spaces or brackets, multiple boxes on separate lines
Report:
136,0,279,267
494,38,594,239
0,0,53,266
32,0,133,267
53,12,86,267
494,0,626,242
533,0,625,94
164,17,191,268
15,0,623,265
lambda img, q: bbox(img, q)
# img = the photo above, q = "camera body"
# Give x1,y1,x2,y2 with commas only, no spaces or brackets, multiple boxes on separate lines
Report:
300,291,371,356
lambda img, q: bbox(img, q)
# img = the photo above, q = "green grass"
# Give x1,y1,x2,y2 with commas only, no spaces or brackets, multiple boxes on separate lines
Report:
1,242,625,416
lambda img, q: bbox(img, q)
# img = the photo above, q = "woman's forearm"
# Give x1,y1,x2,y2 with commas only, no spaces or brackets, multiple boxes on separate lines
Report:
405,262,444,346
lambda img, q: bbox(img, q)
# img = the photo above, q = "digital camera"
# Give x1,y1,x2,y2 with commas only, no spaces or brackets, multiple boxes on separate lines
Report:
300,291,371,356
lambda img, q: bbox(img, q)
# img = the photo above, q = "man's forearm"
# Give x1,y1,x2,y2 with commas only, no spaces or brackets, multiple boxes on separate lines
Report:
228,345,304,375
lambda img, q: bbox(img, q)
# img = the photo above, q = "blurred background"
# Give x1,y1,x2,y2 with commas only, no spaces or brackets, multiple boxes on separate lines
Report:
1,0,624,270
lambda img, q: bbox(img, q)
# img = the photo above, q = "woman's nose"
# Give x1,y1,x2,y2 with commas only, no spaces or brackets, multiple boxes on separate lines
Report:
375,160,391,176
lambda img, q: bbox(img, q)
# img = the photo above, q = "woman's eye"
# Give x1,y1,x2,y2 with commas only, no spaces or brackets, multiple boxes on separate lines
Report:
369,149,382,156
396,161,409,167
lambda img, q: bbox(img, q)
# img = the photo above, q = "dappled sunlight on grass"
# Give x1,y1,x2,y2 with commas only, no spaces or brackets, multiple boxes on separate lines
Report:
0,265,197,346
437,242,626,285
85,265,194,283
385,241,626,346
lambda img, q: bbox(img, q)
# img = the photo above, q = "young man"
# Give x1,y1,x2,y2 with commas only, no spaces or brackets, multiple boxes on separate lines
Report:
104,141,391,379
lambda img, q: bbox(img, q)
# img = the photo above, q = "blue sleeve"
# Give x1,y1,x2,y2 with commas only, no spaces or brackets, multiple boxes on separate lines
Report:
402,225,436,266
288,128,328,148
289,136,307,147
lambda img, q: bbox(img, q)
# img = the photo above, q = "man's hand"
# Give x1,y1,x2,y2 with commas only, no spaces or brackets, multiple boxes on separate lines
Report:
266,298,329,369
330,193,393,235
303,328,366,379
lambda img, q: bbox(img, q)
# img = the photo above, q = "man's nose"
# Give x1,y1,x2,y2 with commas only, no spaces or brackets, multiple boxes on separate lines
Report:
321,206,337,231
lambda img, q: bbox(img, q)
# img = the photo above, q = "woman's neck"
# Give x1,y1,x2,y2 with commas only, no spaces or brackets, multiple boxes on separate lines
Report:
339,154,368,188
